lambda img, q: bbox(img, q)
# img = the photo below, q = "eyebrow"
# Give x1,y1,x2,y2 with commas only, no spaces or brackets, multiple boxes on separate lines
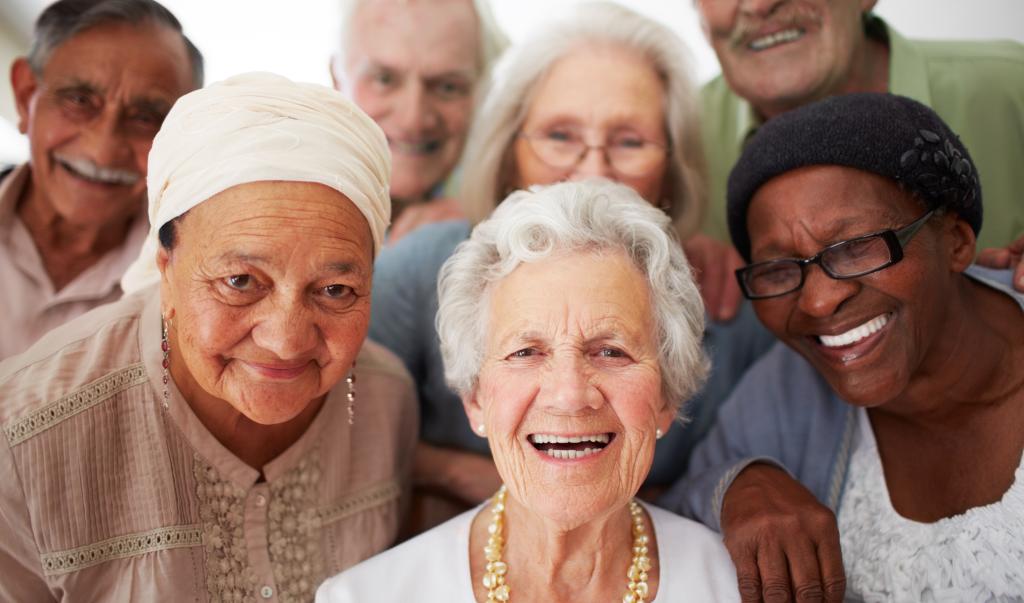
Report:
53,77,174,114
213,253,364,277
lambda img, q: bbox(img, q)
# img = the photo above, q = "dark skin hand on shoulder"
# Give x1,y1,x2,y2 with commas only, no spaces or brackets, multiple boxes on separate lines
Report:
721,464,846,603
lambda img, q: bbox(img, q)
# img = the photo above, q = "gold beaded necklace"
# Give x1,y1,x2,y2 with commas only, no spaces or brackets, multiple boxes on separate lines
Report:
482,485,653,603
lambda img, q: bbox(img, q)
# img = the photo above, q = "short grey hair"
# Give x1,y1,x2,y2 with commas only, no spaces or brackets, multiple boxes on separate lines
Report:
457,1,707,240
335,0,509,82
437,179,709,410
27,0,204,89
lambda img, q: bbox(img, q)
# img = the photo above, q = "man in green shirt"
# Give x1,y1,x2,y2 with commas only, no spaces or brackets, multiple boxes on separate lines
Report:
698,1,1024,255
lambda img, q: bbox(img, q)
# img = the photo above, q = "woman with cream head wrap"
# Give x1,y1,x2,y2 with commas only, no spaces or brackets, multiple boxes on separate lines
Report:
0,72,417,602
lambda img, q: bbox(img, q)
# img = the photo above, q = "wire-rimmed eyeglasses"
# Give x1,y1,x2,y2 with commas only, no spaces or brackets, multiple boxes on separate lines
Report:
518,129,669,177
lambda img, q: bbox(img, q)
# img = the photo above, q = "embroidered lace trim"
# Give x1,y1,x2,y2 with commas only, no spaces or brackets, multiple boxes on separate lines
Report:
268,450,324,603
5,363,147,446
41,524,202,576
839,410,1024,601
194,455,258,602
318,479,401,526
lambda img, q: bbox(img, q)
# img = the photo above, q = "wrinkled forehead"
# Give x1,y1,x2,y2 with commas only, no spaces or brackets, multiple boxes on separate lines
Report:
747,165,923,246
347,0,481,70
42,21,192,95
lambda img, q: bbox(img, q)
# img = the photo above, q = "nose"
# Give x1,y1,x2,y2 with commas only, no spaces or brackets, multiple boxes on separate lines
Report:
740,0,786,17
250,295,320,361
569,146,614,181
80,106,132,168
537,352,604,413
393,81,439,136
795,264,859,318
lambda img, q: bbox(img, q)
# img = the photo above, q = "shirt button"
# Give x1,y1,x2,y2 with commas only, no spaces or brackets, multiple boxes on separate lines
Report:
260,585,274,599
255,494,267,507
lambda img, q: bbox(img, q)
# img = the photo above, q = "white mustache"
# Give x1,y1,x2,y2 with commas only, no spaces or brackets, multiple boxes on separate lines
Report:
55,154,141,185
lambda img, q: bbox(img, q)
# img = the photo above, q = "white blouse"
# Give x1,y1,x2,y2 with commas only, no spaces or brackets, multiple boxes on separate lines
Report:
316,501,739,602
839,408,1024,602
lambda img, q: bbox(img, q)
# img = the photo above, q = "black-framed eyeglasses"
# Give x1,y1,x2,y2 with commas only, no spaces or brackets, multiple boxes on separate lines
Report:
518,129,669,177
735,209,937,300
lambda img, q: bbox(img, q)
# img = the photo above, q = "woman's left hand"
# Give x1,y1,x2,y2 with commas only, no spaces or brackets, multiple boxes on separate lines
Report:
976,232,1024,291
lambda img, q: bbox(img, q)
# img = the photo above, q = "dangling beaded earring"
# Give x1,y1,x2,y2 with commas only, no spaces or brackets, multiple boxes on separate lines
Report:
346,366,356,425
160,318,171,409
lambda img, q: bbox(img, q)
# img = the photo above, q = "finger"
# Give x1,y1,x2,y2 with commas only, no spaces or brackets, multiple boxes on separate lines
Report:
756,542,794,603
784,537,824,603
1014,257,1024,293
703,260,727,322
728,546,764,603
718,269,743,322
814,517,846,603
975,247,1009,269
1008,233,1024,254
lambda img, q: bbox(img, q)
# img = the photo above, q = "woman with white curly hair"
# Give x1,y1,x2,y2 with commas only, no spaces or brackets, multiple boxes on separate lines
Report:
318,179,739,602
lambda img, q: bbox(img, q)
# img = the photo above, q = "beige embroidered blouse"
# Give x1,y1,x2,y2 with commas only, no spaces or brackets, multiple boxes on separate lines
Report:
0,287,418,602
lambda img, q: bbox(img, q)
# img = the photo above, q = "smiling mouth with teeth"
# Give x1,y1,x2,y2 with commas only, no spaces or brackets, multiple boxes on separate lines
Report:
748,28,805,51
817,313,891,348
528,433,614,460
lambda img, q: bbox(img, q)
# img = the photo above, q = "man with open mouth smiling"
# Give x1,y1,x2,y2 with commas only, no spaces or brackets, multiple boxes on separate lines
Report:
694,0,1024,280
2,0,200,360
670,93,1024,601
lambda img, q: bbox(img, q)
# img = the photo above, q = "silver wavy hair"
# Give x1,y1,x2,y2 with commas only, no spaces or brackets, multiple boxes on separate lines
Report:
437,179,709,411
457,1,706,239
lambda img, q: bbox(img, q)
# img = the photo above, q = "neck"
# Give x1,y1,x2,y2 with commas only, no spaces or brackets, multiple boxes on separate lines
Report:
755,33,890,121
473,491,657,602
17,178,136,289
167,330,325,471
876,276,1024,428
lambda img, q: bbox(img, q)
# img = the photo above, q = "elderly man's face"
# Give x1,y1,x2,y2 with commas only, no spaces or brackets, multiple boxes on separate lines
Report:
11,21,194,229
512,44,669,206
747,165,971,407
157,181,374,426
464,250,674,529
697,0,875,118
337,0,479,202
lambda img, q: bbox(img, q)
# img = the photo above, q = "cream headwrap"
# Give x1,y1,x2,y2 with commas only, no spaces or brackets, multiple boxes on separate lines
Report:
121,72,391,294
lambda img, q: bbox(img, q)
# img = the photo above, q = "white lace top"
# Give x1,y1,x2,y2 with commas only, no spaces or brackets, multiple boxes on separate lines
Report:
839,408,1024,602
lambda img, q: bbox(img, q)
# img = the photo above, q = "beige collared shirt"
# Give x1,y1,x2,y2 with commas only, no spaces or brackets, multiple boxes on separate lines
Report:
0,287,418,602
0,164,149,360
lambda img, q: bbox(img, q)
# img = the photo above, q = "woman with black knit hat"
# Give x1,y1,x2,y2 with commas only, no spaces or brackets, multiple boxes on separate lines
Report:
672,93,1024,602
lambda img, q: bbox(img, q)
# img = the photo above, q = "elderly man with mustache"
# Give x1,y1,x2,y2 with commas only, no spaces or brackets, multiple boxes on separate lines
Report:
1,0,200,360
689,0,1024,318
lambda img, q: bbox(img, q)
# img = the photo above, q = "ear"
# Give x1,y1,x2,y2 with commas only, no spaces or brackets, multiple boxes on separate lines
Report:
329,55,342,91
461,388,486,438
945,215,976,273
655,396,678,437
156,245,176,320
11,58,38,134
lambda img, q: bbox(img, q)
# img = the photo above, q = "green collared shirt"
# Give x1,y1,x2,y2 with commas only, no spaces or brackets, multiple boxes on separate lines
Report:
700,16,1024,250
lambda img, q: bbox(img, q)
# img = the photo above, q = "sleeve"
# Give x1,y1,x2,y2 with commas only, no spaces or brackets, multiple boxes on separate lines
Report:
369,222,464,387
657,343,810,532
0,439,56,601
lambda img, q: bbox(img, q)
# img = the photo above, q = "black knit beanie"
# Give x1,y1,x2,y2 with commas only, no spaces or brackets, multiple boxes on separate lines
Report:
726,93,982,261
